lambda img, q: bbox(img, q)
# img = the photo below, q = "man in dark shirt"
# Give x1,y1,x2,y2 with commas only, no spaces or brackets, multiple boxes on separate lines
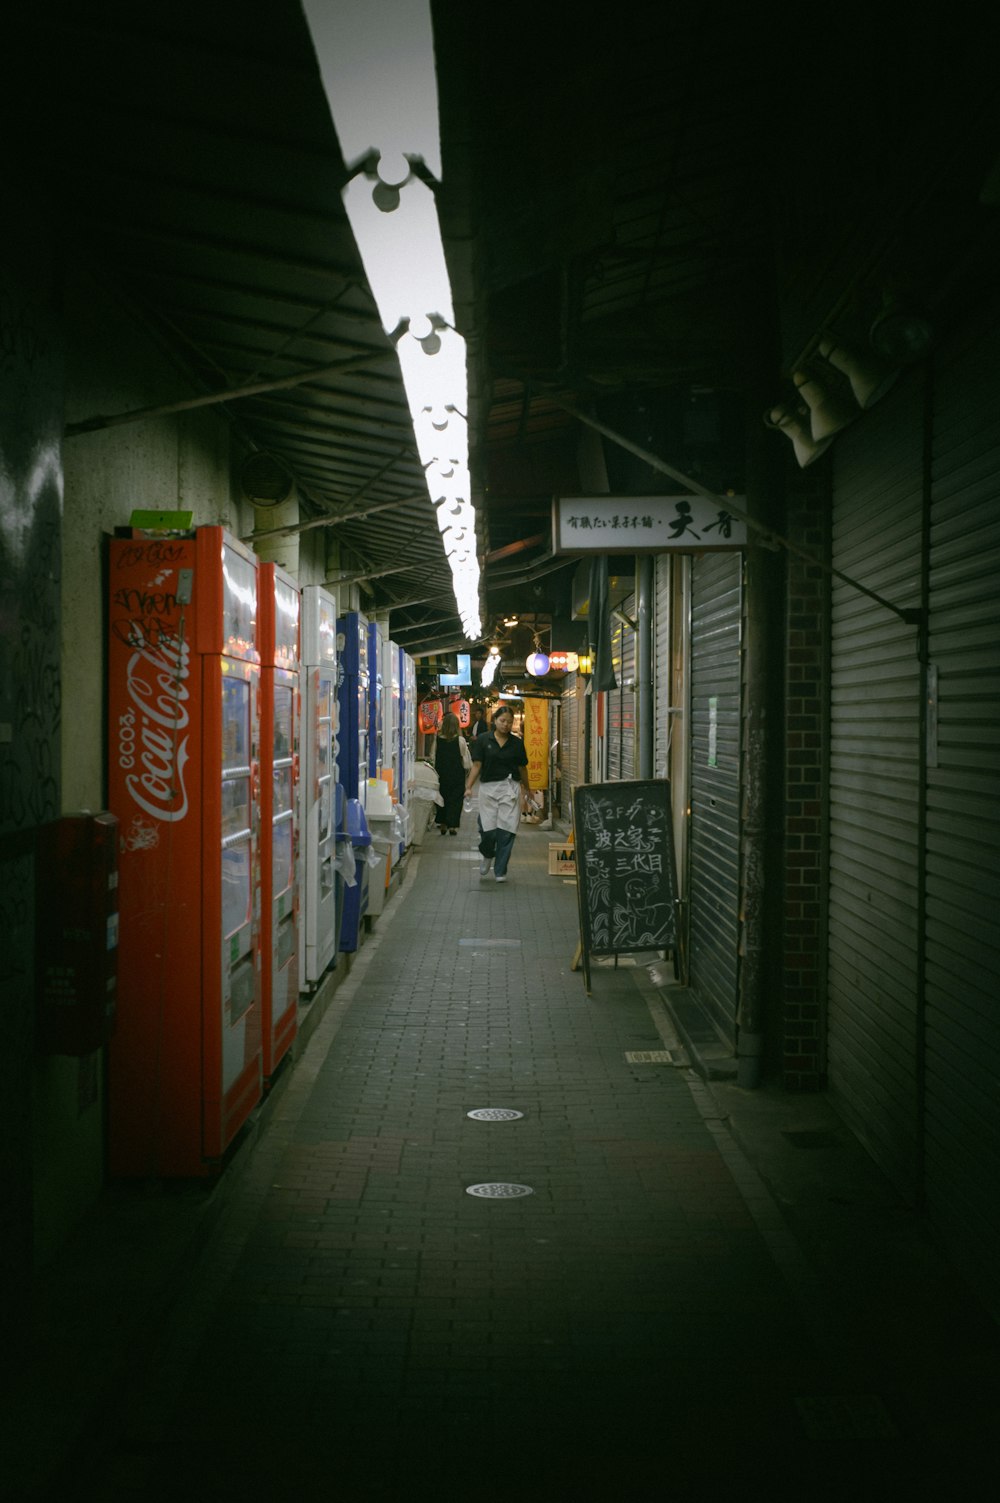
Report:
464,705,533,883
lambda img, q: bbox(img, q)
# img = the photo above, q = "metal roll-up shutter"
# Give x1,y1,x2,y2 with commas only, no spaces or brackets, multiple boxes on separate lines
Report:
607,618,623,781
653,557,672,780
688,554,741,1046
924,305,1000,1302
620,592,636,780
827,376,923,1195
607,592,636,781
560,675,580,818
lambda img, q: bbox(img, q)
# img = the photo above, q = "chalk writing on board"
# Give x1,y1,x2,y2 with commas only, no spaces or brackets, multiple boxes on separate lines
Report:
574,782,677,955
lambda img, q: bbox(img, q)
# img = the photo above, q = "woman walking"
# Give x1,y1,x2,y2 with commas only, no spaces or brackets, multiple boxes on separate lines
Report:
434,712,471,836
464,704,533,882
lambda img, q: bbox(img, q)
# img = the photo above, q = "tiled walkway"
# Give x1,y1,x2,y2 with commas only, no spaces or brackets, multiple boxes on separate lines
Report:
21,822,1000,1499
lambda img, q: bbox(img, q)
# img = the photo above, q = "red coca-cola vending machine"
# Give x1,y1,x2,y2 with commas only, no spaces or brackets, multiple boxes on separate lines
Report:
107,526,263,1176
258,560,300,1082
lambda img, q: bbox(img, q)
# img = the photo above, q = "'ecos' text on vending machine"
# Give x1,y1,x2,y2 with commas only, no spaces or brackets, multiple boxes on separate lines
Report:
107,527,262,1177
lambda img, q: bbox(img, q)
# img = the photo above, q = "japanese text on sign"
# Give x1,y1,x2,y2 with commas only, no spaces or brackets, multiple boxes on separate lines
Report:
573,781,678,956
553,495,747,553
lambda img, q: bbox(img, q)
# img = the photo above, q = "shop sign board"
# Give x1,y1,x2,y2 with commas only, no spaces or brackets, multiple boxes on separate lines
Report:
553,495,747,553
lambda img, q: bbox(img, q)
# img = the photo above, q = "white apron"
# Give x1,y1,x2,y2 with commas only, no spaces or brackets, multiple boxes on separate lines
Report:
478,777,521,834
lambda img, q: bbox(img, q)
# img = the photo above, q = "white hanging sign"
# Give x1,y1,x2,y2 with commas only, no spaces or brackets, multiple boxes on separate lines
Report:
552,495,747,554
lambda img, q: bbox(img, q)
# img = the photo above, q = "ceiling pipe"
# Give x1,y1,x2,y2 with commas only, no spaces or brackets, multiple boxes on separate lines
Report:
244,491,426,543
393,610,463,640
331,561,418,586
486,552,575,589
409,635,485,657
64,349,393,436
485,533,546,563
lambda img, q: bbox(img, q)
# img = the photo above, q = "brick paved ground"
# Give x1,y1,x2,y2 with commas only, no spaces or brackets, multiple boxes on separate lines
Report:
25,822,1000,1500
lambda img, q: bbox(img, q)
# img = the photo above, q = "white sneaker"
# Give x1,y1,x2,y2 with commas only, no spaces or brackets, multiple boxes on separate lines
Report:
494,874,507,883
479,857,492,876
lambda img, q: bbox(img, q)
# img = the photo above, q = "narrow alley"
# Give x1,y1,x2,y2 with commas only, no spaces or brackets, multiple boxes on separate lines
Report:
16,824,1000,1500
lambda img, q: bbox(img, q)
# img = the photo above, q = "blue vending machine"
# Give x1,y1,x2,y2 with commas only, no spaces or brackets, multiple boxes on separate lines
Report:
336,611,370,949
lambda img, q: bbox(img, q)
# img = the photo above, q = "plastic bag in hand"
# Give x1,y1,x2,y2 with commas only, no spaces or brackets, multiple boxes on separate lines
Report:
334,837,357,888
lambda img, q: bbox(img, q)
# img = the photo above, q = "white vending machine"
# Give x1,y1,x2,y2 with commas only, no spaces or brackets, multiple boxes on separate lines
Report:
300,584,340,987
402,651,416,844
383,634,401,794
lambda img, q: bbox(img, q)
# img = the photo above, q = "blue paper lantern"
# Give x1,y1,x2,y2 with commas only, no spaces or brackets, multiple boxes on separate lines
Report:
525,651,550,677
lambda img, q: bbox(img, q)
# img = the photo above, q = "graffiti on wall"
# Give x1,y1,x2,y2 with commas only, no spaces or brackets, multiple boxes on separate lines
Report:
0,250,64,837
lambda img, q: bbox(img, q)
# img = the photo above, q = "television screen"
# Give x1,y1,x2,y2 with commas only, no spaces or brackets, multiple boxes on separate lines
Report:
438,652,471,686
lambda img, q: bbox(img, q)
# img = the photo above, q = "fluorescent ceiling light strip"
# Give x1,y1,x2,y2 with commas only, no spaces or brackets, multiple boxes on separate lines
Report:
300,0,442,179
342,175,455,337
396,328,468,422
301,0,480,640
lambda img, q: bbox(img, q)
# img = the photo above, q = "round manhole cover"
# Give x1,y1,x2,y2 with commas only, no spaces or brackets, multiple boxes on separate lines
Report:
466,1108,525,1121
465,1182,534,1198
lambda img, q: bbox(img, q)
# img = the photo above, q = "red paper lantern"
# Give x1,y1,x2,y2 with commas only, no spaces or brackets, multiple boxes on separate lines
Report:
418,699,444,733
449,697,471,728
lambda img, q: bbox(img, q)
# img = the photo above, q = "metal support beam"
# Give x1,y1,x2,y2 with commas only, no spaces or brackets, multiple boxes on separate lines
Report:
331,561,418,586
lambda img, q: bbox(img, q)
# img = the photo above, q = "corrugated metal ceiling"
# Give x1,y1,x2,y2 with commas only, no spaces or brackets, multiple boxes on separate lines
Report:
15,2,999,656
22,2,463,645
18,1,776,653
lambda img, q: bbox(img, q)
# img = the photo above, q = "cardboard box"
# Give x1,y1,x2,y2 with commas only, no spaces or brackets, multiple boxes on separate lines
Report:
548,842,576,877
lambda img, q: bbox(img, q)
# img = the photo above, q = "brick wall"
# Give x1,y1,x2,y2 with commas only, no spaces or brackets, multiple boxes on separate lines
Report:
781,467,830,1089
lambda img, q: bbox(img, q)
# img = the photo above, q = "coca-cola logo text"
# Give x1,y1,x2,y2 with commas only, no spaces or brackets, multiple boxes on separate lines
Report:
121,629,192,823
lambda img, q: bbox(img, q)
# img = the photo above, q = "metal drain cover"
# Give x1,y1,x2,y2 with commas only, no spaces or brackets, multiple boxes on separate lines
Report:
467,1108,525,1121
458,938,522,947
625,1050,675,1064
466,1182,534,1198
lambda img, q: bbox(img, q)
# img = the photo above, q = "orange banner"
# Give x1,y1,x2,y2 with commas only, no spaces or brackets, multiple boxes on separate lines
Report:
521,698,549,789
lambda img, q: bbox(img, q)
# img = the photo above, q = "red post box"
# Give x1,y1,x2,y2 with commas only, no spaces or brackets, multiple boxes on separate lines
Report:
36,813,119,1056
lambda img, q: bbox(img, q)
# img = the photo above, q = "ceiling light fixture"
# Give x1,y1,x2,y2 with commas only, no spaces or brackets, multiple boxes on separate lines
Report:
481,645,502,688
525,628,550,678
869,300,933,363
817,335,899,411
763,398,833,468
792,367,858,442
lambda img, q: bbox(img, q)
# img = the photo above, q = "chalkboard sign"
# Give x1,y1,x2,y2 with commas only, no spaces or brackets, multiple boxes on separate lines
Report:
572,781,678,992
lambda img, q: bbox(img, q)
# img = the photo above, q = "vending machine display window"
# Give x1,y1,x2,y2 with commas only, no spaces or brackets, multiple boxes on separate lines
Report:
223,550,257,653
271,683,295,895
316,680,335,904
258,561,300,1081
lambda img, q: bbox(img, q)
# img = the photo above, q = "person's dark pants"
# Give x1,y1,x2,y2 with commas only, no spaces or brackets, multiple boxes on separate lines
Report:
478,818,516,876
